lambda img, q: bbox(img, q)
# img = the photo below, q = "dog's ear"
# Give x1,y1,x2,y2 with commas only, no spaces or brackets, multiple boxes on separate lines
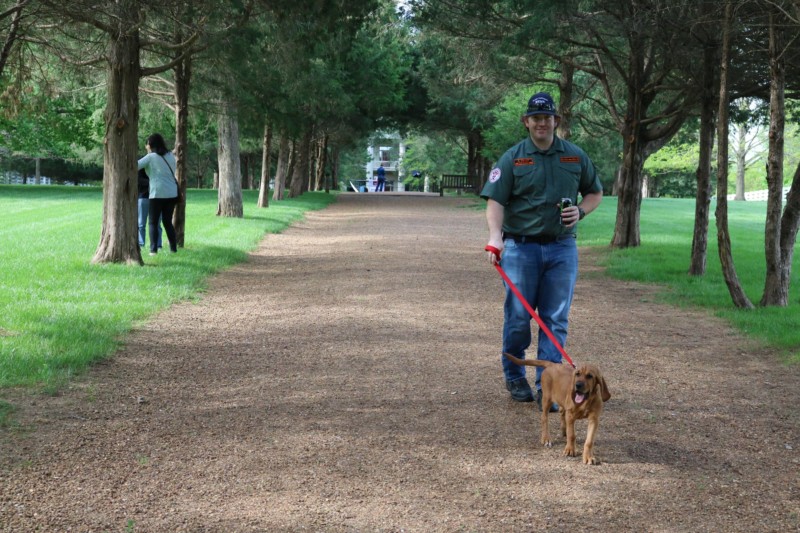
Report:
597,374,611,402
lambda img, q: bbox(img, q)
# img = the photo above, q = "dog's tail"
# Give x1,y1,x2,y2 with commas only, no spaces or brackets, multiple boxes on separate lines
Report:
503,352,558,368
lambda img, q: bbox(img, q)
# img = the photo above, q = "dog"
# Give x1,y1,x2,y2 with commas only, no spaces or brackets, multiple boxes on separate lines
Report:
504,353,611,465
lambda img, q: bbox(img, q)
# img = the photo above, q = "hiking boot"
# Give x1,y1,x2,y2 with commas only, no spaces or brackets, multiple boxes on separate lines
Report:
506,378,534,402
536,389,559,412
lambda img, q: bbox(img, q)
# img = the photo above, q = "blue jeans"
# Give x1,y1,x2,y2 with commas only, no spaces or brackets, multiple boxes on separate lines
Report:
138,198,162,248
500,236,578,388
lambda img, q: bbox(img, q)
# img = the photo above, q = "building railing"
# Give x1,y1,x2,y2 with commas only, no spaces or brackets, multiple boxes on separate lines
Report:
372,160,400,171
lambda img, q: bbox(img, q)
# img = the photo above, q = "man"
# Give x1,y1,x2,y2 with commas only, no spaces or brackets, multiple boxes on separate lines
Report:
481,92,603,408
376,164,386,192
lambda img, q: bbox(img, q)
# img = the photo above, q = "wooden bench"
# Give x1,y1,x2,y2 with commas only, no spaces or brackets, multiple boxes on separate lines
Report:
439,174,475,196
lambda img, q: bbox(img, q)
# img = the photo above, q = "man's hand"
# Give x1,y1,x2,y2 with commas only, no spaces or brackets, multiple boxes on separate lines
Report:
560,205,581,228
486,241,503,265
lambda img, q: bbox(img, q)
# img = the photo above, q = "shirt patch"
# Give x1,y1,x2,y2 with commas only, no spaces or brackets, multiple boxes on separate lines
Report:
489,168,502,183
514,158,534,166
560,156,580,163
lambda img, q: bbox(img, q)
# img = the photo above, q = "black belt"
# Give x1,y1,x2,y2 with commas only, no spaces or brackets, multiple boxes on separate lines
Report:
503,233,575,244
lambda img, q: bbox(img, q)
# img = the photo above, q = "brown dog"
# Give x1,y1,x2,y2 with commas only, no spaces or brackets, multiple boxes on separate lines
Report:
504,353,611,465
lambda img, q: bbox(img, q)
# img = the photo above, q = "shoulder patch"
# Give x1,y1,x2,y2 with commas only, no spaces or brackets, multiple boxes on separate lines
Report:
489,167,502,183
514,158,534,166
560,156,580,163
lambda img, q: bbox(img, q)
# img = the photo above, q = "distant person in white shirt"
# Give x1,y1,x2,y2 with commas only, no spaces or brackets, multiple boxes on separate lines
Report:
137,133,178,256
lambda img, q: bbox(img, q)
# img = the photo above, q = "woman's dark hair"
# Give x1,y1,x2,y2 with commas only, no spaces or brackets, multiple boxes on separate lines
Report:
146,133,170,156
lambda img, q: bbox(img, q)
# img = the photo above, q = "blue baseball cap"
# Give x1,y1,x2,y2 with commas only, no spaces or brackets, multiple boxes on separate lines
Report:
524,92,558,117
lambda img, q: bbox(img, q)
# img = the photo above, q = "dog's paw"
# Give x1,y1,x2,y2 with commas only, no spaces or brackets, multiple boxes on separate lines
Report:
583,455,600,465
542,439,553,448
563,445,577,457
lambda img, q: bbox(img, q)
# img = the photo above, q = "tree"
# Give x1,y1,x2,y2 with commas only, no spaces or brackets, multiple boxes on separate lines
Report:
0,0,29,78
575,1,700,248
287,126,312,198
413,30,507,190
257,121,271,207
37,0,204,265
135,1,256,236
400,130,468,184
216,100,242,217
413,0,703,246
760,1,795,306
687,1,721,276
730,100,766,201
715,0,754,309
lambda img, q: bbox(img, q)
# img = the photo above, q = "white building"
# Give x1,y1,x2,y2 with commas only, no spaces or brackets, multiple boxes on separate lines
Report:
363,133,405,192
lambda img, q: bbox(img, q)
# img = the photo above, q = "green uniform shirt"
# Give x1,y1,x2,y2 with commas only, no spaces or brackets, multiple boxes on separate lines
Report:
480,135,602,237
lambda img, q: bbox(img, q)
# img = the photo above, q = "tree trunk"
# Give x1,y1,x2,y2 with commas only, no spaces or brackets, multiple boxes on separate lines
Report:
92,11,142,266
327,146,339,194
611,116,645,248
172,54,191,247
308,139,317,192
715,1,753,309
467,129,479,190
688,42,718,276
285,140,296,193
216,100,243,218
610,97,683,248
315,134,328,191
610,40,649,250
257,121,272,208
480,157,492,191
272,132,289,201
761,10,786,307
288,127,311,198
241,153,250,190
247,154,254,189
734,125,747,201
557,60,574,140
779,163,800,303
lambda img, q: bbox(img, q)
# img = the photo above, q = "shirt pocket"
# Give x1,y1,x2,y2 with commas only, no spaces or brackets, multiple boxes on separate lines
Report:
556,160,582,191
511,164,545,205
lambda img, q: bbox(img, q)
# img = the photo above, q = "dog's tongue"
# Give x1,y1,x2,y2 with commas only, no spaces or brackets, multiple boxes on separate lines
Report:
575,393,586,404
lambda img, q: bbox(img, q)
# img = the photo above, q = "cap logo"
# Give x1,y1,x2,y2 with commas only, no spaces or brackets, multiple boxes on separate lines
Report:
530,98,553,111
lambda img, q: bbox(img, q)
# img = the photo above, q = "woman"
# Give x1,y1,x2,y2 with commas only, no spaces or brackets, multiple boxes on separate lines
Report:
137,133,178,256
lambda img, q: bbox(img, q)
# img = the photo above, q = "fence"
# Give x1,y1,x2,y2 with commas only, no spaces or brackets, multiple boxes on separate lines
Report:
725,187,790,201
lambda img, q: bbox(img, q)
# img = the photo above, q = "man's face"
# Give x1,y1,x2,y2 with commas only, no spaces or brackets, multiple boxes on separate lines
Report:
523,114,558,146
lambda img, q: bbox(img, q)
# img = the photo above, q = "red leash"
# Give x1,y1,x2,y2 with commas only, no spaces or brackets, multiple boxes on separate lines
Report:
485,245,576,368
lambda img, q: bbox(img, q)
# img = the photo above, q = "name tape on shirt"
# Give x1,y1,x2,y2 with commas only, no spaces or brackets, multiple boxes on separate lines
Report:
560,156,580,163
489,168,502,183
514,158,534,166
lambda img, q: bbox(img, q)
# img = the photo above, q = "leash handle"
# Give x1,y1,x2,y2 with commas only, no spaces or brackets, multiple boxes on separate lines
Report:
485,245,576,368
485,245,501,264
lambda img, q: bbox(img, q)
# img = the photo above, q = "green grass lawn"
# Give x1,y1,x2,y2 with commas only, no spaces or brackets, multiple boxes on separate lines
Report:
578,197,800,361
0,185,336,390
